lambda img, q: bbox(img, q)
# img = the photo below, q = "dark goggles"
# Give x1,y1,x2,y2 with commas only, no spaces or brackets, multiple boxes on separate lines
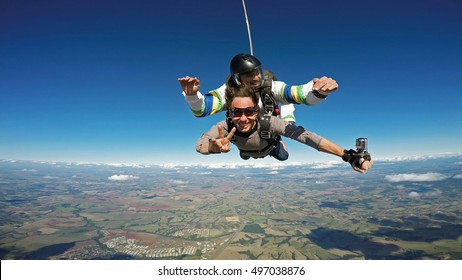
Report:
240,68,260,77
230,107,258,118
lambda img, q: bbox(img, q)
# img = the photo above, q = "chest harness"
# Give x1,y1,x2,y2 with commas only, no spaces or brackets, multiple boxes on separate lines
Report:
226,70,281,156
258,70,280,139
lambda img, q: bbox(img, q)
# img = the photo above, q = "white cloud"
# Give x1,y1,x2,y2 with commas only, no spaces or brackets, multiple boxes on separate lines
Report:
108,174,139,181
106,163,147,168
408,191,420,197
22,168,38,172
376,152,462,162
311,160,343,169
385,173,449,182
170,179,189,184
158,161,341,170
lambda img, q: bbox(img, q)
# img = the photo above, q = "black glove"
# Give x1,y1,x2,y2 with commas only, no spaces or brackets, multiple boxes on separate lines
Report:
342,149,371,167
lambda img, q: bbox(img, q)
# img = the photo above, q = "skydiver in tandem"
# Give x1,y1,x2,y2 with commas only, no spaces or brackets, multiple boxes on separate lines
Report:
195,84,373,173
178,53,339,161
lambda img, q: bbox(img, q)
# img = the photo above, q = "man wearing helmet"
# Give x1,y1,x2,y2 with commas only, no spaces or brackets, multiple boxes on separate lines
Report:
178,53,339,160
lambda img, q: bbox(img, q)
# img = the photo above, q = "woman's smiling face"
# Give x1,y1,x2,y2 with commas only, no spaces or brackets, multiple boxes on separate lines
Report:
230,97,258,133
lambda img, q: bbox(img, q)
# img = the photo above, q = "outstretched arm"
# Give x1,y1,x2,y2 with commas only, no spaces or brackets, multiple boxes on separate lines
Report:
273,118,373,173
272,77,338,106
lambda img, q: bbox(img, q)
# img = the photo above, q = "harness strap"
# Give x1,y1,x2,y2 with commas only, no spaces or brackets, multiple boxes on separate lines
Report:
260,77,275,113
237,140,275,155
227,117,276,155
260,115,271,139
257,70,280,141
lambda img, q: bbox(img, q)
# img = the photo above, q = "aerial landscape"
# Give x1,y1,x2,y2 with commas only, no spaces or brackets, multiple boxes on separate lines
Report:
1,3,461,278
1,154,461,260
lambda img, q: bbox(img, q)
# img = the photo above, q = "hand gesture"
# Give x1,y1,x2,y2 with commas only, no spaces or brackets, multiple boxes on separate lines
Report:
210,126,236,153
178,76,200,96
312,76,338,95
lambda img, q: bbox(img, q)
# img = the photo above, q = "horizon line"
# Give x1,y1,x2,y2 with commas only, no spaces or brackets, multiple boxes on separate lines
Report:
2,152,461,169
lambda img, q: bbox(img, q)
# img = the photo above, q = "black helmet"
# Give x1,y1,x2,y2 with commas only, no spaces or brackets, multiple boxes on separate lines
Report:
230,53,263,85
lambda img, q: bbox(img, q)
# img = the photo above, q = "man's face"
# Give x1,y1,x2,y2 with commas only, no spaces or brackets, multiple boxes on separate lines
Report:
239,69,262,88
230,97,258,133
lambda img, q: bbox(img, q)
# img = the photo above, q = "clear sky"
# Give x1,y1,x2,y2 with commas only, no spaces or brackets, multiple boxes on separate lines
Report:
1,0,461,164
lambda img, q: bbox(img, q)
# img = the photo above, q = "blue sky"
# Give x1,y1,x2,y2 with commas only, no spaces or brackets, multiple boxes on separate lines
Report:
1,0,461,164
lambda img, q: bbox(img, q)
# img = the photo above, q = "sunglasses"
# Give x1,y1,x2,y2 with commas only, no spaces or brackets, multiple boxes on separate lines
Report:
230,107,258,118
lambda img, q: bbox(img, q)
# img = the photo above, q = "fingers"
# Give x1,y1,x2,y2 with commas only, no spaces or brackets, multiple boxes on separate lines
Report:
362,159,373,170
209,137,218,153
217,125,224,140
210,126,234,153
210,137,231,153
352,158,373,173
219,127,234,151
225,127,236,142
353,166,366,173
178,76,192,85
178,76,200,93
178,76,197,82
178,76,199,86
312,76,338,93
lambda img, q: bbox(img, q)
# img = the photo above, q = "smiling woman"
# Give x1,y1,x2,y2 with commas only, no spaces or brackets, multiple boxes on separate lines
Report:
228,86,259,134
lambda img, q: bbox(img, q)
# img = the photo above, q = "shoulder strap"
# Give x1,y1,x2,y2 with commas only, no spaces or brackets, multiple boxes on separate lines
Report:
259,115,272,139
259,70,279,116
226,117,236,143
258,70,279,139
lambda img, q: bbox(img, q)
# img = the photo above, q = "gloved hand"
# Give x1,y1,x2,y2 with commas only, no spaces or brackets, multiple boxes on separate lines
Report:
342,149,373,173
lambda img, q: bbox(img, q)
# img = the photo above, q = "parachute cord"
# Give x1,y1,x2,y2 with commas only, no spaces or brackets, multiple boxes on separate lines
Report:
241,0,253,55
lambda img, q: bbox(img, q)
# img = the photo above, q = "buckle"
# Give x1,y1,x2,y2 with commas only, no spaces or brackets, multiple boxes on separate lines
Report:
261,131,271,139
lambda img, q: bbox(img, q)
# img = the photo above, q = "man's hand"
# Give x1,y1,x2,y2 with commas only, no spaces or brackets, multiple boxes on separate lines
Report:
342,149,374,173
178,76,201,96
352,158,374,173
312,76,338,95
210,126,236,153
